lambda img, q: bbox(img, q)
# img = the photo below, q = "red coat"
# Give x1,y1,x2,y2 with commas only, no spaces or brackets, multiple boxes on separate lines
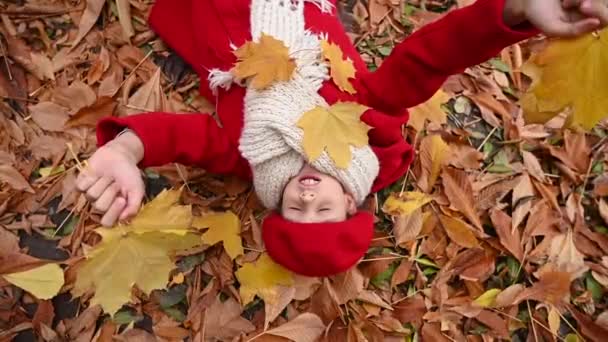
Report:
97,0,536,192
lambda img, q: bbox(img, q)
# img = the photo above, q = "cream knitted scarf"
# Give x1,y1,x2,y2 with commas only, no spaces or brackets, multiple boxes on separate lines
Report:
210,0,379,209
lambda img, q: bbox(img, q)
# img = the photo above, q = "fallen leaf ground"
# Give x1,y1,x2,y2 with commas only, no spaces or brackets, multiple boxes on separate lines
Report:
1,0,608,341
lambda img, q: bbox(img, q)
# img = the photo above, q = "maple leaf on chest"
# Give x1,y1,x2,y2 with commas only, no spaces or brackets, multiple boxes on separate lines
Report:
231,34,297,90
321,40,357,94
72,189,201,314
522,28,608,130
297,102,370,169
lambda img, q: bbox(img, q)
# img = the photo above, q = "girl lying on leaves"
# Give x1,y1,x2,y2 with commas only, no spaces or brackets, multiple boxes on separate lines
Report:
76,0,608,277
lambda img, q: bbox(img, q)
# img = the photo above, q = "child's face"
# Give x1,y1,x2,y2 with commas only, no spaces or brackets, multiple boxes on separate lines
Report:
281,164,357,223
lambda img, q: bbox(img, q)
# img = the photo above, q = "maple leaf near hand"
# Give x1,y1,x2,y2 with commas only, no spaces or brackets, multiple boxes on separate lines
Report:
194,211,244,260
72,189,201,314
521,28,608,130
232,34,297,90
297,102,370,169
321,40,357,94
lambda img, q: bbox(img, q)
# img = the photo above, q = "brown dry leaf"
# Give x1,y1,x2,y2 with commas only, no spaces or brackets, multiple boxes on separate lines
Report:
321,40,356,94
522,150,548,183
408,89,450,131
265,313,325,342
448,144,484,170
442,168,482,229
70,0,106,49
512,174,534,231
232,34,296,89
475,310,509,339
547,130,590,173
418,135,449,192
391,260,413,288
116,0,135,40
547,230,589,280
29,102,70,132
494,284,524,307
0,227,20,253
330,268,365,305
490,209,524,263
53,80,97,113
393,208,424,246
569,305,608,342
600,199,608,225
513,271,571,306
5,35,55,81
203,296,255,340
126,68,167,115
0,164,34,194
65,97,116,128
439,215,479,248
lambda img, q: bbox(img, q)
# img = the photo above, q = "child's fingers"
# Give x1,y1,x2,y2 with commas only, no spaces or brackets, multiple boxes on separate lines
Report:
563,0,583,9
92,183,120,213
542,17,600,37
580,0,608,25
85,176,114,201
76,170,100,192
101,197,127,227
119,188,145,220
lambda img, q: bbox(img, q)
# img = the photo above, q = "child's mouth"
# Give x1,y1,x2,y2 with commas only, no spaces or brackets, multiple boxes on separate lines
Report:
299,175,321,186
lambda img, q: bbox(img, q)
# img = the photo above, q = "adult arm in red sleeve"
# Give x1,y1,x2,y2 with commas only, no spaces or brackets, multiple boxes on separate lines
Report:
96,113,251,179
356,0,539,113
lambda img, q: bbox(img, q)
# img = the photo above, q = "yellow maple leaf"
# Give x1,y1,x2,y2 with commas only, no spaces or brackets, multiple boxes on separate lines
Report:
3,264,64,300
382,192,433,216
72,189,201,314
235,253,293,306
473,288,502,308
297,102,370,169
418,135,450,193
193,211,244,260
232,34,297,90
408,89,451,131
321,40,357,94
522,28,608,130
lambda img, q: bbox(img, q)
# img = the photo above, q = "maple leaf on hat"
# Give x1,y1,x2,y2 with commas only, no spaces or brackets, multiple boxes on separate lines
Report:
231,34,297,90
521,28,608,130
297,102,370,168
321,40,357,94
72,189,201,314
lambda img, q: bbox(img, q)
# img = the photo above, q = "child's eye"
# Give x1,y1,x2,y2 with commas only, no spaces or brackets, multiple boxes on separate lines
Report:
289,207,301,211
319,208,330,212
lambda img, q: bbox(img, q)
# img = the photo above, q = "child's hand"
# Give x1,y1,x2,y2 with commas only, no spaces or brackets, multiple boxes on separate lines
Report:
76,131,146,227
504,0,608,37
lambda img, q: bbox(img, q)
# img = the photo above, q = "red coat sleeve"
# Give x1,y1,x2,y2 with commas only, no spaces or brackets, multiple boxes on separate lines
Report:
356,0,539,114
96,113,251,179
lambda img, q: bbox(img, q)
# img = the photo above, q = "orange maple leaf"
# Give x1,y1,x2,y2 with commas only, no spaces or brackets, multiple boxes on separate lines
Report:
321,40,357,94
231,34,297,90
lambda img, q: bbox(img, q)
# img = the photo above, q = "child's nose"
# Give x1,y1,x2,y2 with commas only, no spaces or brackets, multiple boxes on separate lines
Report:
299,191,315,202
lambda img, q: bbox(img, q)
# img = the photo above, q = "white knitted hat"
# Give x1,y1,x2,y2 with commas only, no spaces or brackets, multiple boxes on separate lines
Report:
212,0,380,209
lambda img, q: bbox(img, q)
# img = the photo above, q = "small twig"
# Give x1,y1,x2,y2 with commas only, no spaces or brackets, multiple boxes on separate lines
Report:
490,308,566,342
52,206,76,237
113,49,154,97
0,36,12,80
66,142,85,171
527,300,539,342
243,246,265,253
477,126,499,152
359,255,407,263
0,95,37,103
391,289,423,305
561,308,587,342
